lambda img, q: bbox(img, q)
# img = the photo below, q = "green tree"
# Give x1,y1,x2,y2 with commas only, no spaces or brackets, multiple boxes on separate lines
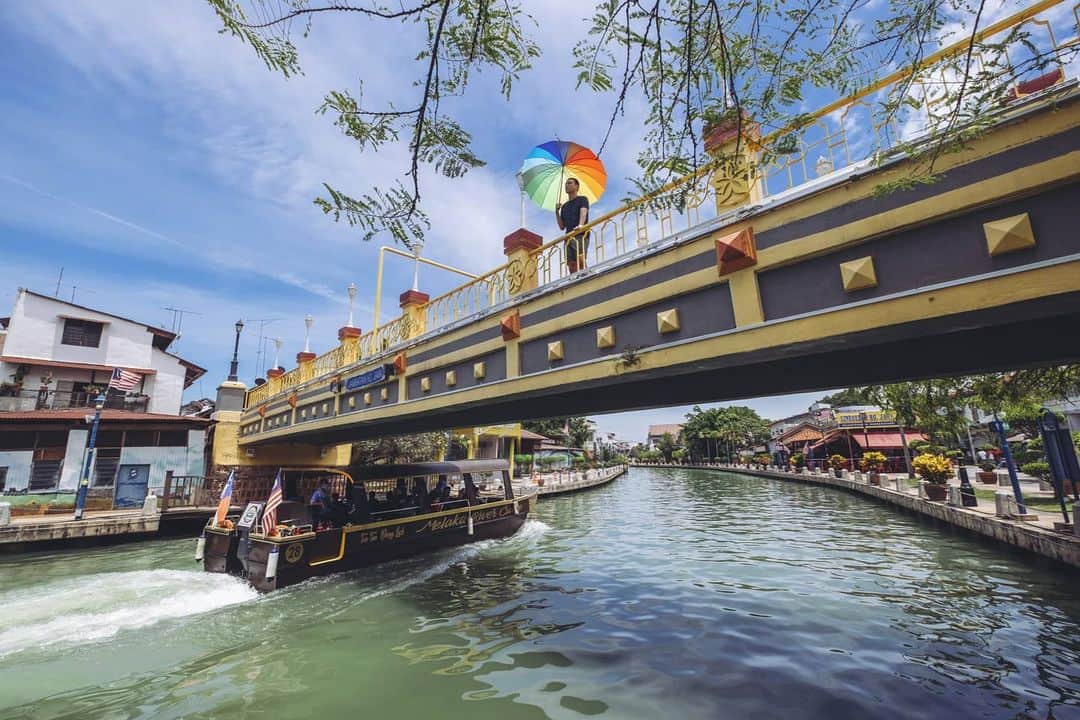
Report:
523,417,593,450
682,405,768,460
206,0,1063,245
656,432,681,462
351,432,448,464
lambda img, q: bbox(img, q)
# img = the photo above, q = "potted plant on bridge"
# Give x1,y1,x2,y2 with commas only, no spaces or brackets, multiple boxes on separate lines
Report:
790,452,805,472
976,460,997,484
828,454,847,478
913,453,952,501
861,451,887,485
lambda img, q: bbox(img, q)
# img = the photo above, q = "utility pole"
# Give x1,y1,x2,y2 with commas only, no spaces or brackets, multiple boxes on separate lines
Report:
54,267,64,297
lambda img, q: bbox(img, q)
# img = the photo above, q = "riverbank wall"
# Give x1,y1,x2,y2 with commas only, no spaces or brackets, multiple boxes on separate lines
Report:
517,465,627,499
632,463,1080,569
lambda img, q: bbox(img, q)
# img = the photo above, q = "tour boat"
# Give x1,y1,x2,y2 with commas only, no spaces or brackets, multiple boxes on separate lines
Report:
199,459,535,592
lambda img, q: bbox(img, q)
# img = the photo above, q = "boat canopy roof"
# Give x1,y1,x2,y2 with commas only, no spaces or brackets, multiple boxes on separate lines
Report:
347,459,510,481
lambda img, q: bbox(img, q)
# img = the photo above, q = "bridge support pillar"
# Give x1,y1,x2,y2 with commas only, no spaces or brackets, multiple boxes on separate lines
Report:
210,379,248,468
503,229,543,296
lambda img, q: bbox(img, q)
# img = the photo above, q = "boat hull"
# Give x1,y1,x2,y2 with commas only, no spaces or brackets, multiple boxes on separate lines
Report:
203,495,534,591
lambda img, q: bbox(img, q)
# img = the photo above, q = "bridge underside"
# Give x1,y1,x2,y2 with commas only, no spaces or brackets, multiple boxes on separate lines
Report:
270,293,1080,444
237,90,1080,450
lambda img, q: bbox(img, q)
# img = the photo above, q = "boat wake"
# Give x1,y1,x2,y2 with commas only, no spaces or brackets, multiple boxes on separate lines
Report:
0,569,257,659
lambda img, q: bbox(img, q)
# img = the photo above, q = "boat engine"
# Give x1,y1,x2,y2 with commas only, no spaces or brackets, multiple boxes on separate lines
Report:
234,501,265,574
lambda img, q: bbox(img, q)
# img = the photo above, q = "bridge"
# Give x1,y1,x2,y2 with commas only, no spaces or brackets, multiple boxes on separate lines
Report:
213,1,1080,466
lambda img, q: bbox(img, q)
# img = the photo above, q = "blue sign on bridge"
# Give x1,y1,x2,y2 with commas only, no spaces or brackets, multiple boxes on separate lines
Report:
345,365,389,391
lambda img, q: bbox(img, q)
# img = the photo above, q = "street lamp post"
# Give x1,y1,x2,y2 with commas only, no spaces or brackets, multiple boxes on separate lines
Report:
303,315,314,354
990,415,1026,514
228,319,244,382
272,337,282,371
73,393,106,521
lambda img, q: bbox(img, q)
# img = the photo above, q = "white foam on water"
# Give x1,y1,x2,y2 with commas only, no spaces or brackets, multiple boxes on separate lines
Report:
514,519,552,543
0,569,257,659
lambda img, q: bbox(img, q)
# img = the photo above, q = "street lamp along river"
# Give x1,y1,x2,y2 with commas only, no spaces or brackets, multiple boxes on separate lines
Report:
73,393,107,521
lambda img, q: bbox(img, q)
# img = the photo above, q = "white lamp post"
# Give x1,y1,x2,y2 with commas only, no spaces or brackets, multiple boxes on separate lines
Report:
815,155,833,177
273,337,282,370
346,283,357,328
411,242,424,292
303,315,313,354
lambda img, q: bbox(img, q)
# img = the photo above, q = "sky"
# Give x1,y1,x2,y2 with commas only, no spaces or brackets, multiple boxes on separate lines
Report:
0,0,1028,443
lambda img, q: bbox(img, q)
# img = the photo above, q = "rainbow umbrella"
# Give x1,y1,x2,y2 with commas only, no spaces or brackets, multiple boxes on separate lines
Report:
519,140,606,211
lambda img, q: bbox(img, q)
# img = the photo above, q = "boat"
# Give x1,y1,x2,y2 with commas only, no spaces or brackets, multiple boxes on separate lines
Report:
199,459,535,592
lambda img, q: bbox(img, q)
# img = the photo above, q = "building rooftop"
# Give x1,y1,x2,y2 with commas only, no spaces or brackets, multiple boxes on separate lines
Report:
647,423,684,437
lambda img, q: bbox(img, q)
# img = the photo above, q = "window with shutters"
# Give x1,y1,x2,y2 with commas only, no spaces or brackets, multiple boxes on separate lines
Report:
29,459,62,491
61,318,104,347
93,449,122,487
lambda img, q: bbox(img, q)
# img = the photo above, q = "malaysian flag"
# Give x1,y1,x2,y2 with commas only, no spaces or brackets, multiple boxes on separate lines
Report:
214,469,235,527
108,367,140,392
262,469,284,534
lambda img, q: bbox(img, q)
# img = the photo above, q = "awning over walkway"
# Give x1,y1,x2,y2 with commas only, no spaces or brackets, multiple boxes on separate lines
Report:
851,432,927,449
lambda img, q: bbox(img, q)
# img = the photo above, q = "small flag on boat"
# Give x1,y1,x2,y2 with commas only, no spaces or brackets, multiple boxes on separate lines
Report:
215,469,235,527
108,367,140,392
262,469,284,533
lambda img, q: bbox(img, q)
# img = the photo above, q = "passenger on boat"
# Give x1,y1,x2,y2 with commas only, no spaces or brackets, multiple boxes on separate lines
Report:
310,481,332,525
412,478,429,511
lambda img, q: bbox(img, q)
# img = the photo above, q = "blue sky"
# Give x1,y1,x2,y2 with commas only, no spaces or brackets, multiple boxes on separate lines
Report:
1,0,1023,441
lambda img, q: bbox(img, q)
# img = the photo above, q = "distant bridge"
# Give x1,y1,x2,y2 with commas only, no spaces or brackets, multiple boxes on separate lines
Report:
220,1,1080,460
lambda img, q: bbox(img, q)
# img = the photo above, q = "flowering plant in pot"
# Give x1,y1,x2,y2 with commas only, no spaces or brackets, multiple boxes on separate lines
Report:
860,451,887,484
828,454,847,478
913,453,952,501
976,460,997,484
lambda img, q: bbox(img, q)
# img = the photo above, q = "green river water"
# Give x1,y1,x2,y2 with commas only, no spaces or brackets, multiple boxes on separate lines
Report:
1,467,1078,719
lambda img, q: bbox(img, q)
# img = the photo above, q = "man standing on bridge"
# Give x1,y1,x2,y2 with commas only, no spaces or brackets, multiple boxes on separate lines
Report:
555,177,590,273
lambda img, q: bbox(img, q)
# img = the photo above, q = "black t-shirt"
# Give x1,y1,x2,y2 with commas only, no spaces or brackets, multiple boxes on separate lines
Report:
560,196,589,232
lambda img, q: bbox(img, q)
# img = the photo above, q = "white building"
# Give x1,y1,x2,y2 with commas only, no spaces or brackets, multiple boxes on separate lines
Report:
0,289,207,503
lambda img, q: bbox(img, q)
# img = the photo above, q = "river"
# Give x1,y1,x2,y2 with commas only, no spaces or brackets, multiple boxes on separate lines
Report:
1,467,1078,719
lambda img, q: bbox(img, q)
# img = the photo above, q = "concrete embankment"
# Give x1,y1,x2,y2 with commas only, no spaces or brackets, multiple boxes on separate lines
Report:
518,465,627,499
633,463,1080,569
0,509,160,554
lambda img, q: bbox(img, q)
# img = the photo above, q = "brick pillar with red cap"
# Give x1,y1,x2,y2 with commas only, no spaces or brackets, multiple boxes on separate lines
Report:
503,228,543,296
399,289,429,339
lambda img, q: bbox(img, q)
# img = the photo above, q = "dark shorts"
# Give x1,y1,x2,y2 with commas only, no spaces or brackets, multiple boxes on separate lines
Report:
565,234,590,261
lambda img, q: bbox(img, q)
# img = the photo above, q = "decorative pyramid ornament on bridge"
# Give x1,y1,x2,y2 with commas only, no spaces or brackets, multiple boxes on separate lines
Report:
500,310,521,341
445,370,457,387
473,361,486,380
656,309,680,334
984,213,1035,256
714,228,757,277
547,341,564,362
839,256,878,292
596,325,615,349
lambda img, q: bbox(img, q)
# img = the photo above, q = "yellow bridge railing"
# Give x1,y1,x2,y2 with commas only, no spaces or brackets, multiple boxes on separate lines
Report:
244,0,1076,411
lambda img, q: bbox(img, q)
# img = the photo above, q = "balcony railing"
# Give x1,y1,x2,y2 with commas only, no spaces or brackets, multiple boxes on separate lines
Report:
244,0,1078,412
0,390,150,414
